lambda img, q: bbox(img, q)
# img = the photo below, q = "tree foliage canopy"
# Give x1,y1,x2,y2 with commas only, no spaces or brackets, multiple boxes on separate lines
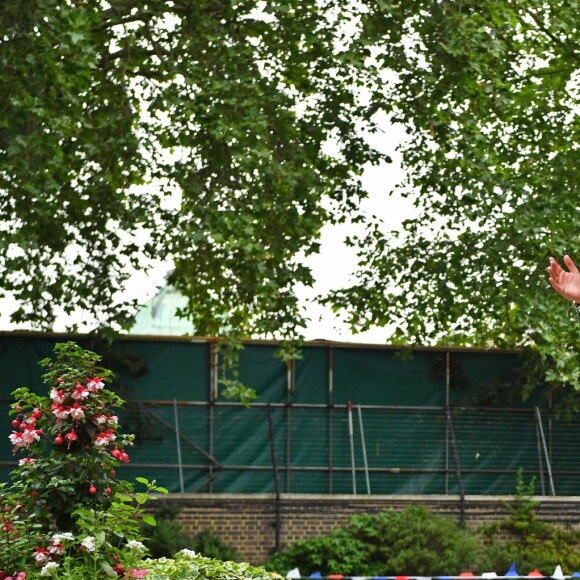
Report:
1,1,579,390
328,0,580,392
1,0,383,336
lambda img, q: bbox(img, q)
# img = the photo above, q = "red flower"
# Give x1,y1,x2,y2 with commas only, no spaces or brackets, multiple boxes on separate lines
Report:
66,429,78,448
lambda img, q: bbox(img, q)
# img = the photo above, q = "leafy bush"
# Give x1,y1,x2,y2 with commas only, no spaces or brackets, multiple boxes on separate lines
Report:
478,472,580,573
190,528,239,562
141,502,193,559
265,473,580,578
265,506,479,576
0,342,165,578
142,550,278,579
0,342,280,580
143,502,239,561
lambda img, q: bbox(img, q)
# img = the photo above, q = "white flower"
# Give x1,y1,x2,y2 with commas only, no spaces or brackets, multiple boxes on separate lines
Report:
178,548,197,558
40,562,60,577
80,535,96,552
127,539,146,553
52,532,75,542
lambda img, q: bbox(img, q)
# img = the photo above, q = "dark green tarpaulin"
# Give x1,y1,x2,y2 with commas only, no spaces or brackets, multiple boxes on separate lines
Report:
0,332,576,496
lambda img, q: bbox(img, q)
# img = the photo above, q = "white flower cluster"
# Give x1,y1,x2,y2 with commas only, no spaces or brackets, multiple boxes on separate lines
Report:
51,532,75,543
127,539,147,553
40,562,60,577
80,535,96,552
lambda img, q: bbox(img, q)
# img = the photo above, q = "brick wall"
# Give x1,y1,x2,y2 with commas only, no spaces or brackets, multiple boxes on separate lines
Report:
160,494,580,565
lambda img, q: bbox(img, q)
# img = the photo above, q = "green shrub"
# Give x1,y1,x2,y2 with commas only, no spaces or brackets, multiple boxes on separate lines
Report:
265,506,479,576
477,472,580,573
142,550,279,579
191,528,239,562
0,342,165,578
0,342,278,580
266,473,580,578
143,501,239,561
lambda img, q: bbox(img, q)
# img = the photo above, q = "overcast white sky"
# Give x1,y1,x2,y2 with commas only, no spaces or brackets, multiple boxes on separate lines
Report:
295,127,415,343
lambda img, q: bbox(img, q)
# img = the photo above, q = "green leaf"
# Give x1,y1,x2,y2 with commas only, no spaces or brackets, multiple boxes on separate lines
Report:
100,560,118,577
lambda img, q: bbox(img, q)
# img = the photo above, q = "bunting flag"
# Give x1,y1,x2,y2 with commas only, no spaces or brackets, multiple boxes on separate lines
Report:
284,564,580,579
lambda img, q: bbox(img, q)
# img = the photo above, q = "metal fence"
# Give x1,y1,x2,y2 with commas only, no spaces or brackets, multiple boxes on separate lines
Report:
117,401,580,497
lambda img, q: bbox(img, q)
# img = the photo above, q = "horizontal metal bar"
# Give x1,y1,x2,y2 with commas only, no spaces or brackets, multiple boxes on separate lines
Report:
120,400,543,415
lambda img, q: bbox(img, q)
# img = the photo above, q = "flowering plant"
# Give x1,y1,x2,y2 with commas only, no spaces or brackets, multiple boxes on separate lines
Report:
0,342,167,578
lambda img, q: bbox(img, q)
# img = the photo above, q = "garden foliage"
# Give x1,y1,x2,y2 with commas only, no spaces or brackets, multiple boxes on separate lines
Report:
265,505,479,576
265,494,580,577
478,473,580,572
0,342,279,579
142,502,239,562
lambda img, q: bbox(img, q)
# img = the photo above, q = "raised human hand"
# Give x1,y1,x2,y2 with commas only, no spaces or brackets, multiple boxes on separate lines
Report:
548,255,580,303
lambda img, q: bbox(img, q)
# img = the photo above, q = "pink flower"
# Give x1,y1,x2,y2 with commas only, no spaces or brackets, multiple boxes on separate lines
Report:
86,377,104,392
50,389,65,404
9,431,25,449
128,569,148,578
21,425,41,445
48,541,64,555
94,429,116,447
18,457,36,466
70,403,85,423
34,546,50,563
93,413,107,425
71,383,89,401
52,405,71,420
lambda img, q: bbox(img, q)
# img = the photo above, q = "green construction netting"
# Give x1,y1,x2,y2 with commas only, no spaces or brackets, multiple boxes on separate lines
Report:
0,333,577,496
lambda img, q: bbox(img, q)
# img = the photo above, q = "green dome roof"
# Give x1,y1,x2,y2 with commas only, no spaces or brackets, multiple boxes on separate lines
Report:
130,286,196,336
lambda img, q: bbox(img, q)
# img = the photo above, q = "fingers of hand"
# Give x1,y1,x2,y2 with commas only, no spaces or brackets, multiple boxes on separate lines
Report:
564,255,579,274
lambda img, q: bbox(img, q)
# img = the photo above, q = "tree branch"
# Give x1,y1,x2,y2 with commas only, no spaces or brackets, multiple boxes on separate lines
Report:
521,7,580,62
